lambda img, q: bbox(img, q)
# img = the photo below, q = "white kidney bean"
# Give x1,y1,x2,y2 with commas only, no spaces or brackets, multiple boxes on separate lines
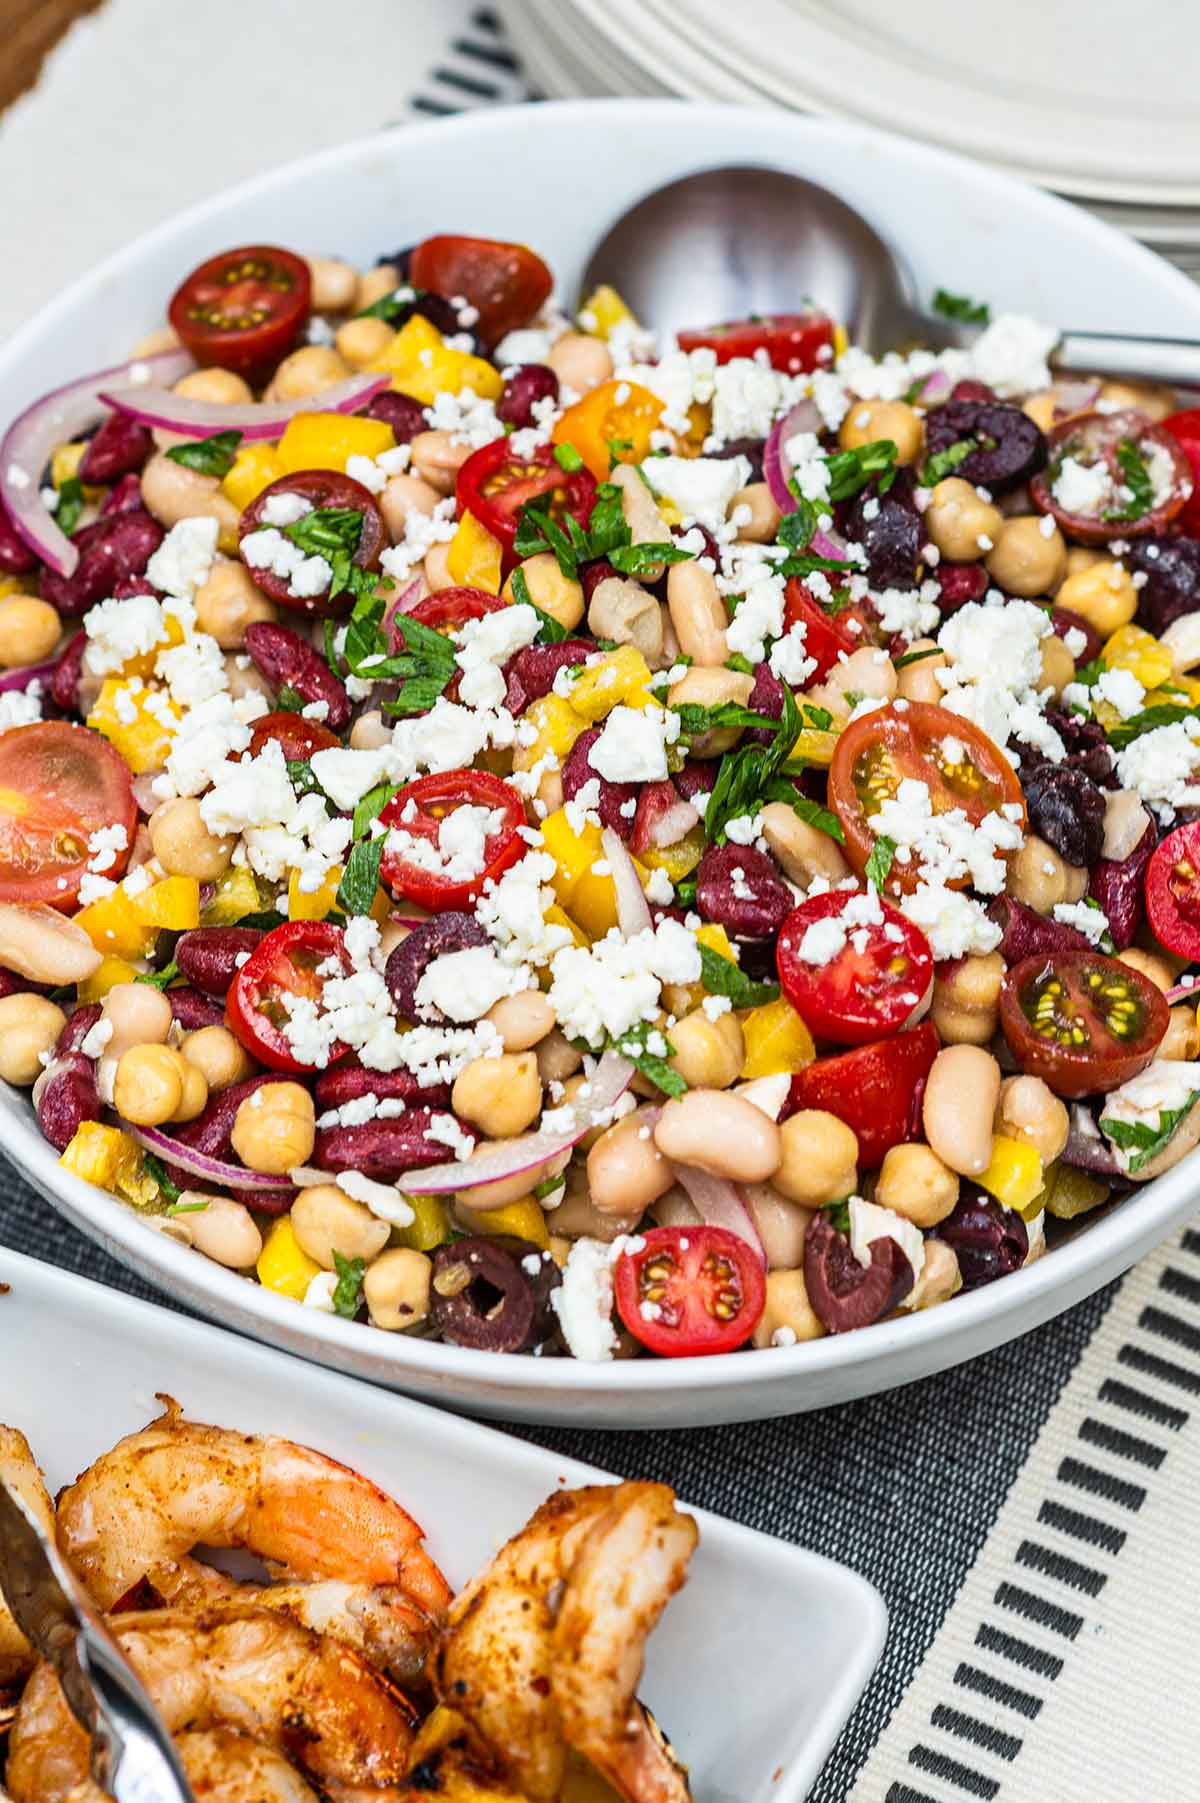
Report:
587,1107,675,1217
739,1182,813,1269
759,801,851,886
1102,789,1151,862
0,904,101,985
587,575,664,663
654,1090,782,1183
547,332,612,394
186,1194,263,1269
995,1075,1070,1164
666,560,729,666
922,1045,1001,1176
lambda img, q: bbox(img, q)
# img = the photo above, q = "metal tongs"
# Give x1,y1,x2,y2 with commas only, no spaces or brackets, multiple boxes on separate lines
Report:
0,1477,193,1802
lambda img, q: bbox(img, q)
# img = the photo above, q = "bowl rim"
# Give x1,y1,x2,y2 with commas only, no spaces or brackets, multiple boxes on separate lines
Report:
5,95,1200,1401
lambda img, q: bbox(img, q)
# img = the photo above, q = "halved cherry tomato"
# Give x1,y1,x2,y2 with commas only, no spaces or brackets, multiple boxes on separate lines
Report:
379,769,526,913
405,587,509,703
408,234,552,346
999,950,1168,1100
777,890,934,1046
677,311,835,376
783,577,876,681
168,245,310,379
1145,822,1200,959
226,920,352,1074
456,440,597,555
1030,409,1194,544
247,711,339,761
613,1225,766,1358
238,470,387,616
1161,408,1200,536
829,702,1026,896
0,722,136,910
784,1020,939,1169
552,379,664,481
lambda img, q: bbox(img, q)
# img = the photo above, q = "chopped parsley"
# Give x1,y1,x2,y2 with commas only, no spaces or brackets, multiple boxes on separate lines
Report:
55,476,85,536
921,438,977,487
274,684,307,713
864,835,896,890
337,589,457,717
513,478,692,583
932,288,991,325
1100,1097,1200,1173
893,645,943,670
166,429,242,479
1103,438,1155,523
820,439,898,504
698,944,780,1008
608,1019,687,1098
284,507,375,606
143,1152,181,1204
331,1251,366,1318
135,958,179,991
824,1197,852,1235
775,500,856,581
1106,703,1200,750
699,685,823,845
356,284,428,322
553,442,585,474
285,758,326,798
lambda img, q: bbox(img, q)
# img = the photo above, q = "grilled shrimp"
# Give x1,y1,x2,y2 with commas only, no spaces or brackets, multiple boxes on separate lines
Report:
6,1607,417,1801
0,1426,55,1689
436,1482,697,1802
55,1400,450,1620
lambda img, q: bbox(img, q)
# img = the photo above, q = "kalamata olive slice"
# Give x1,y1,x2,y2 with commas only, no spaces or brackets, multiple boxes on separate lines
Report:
1022,763,1106,867
932,1192,1028,1288
384,913,489,1024
923,398,1047,495
803,1212,914,1333
987,895,1091,965
429,1237,537,1351
1127,535,1200,635
842,468,921,588
488,1235,562,1344
1030,410,1193,544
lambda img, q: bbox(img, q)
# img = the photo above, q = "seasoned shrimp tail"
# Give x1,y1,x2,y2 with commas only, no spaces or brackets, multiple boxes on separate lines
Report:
0,1426,55,1689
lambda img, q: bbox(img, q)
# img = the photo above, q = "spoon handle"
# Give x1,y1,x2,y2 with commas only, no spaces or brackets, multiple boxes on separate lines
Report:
1053,331,1200,387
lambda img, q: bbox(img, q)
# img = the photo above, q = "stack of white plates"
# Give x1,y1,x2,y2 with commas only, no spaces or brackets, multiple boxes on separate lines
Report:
503,0,1200,280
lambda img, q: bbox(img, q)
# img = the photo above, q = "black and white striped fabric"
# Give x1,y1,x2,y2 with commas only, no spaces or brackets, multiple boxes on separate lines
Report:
407,7,534,118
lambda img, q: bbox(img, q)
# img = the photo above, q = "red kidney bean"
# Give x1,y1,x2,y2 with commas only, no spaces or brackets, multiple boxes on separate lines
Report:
987,896,1091,965
242,1186,296,1219
55,1004,102,1055
496,364,559,430
36,1053,101,1151
1089,818,1157,950
79,414,153,485
674,759,717,805
173,1074,280,1159
746,659,786,747
0,966,48,1000
803,1212,914,1332
503,638,591,714
314,1110,467,1180
100,473,146,517
39,510,164,617
934,561,989,611
0,502,38,576
243,621,350,731
176,927,264,998
50,632,87,713
363,392,427,444
385,914,489,1025
580,558,618,604
561,727,638,838
112,574,157,600
167,986,225,1030
697,842,793,939
314,1063,450,1112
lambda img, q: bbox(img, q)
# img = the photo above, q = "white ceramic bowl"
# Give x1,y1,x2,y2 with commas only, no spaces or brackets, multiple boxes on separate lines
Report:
4,99,1200,1428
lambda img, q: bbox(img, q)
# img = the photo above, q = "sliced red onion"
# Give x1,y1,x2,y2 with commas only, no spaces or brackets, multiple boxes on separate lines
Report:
1167,981,1199,1007
98,373,391,444
763,398,822,514
404,1049,634,1194
0,658,57,695
1,348,193,576
912,367,952,404
810,521,849,561
602,827,652,938
672,1163,767,1263
1053,379,1103,418
125,1122,293,1192
642,793,699,850
1063,1105,1121,1177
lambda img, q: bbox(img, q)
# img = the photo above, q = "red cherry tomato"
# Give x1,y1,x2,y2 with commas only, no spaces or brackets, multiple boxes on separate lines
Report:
613,1225,766,1357
0,722,136,910
1030,409,1194,544
777,890,934,1046
168,245,311,380
785,1021,940,1169
677,311,835,376
408,235,553,345
247,711,340,761
1161,408,1200,537
238,470,387,617
783,578,876,681
998,950,1168,1100
226,921,352,1074
379,770,526,913
456,440,597,556
407,588,509,633
829,702,1027,896
1147,822,1200,959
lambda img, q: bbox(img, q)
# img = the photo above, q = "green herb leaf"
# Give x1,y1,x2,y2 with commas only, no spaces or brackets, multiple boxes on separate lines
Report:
673,701,782,738
554,442,585,474
341,587,456,712
135,958,179,991
724,652,755,676
921,438,978,487
283,506,371,604
585,482,631,560
802,703,833,732
356,284,427,322
55,476,85,536
608,541,693,576
824,1198,852,1235
166,429,242,479
352,782,396,841
533,1172,565,1202
609,1019,687,1098
701,683,805,845
822,440,898,504
699,945,780,1008
932,288,991,325
864,835,896,890
1106,704,1200,750
142,1152,181,1204
332,1251,366,1318
167,1200,210,1216
674,875,698,909
235,909,286,932
1100,1097,1200,1173
285,757,327,799
893,645,942,670
336,835,385,917
1103,438,1156,523
774,499,856,581
274,685,306,714
779,791,845,843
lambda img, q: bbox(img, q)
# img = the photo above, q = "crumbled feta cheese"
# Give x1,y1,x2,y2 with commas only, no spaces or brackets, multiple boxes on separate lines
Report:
1052,900,1109,945
84,593,167,675
590,705,676,783
1116,718,1200,820
1052,456,1111,517
145,516,219,598
1094,667,1146,721
849,1195,926,1282
0,684,43,732
640,454,751,530
550,1237,619,1361
415,946,529,1022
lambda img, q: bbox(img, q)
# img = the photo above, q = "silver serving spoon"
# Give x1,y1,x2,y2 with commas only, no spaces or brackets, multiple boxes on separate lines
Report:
581,166,1200,387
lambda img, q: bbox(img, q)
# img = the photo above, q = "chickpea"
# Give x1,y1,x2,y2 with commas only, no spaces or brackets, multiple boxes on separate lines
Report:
230,1082,315,1174
666,667,754,756
536,1028,584,1086
751,1268,826,1347
611,465,671,581
140,452,239,539
355,263,400,313
931,951,1005,1046
666,560,728,666
902,1239,962,1312
335,315,394,369
174,367,253,407
923,477,1003,563
1054,557,1138,637
485,989,556,1052
1117,946,1174,994
654,1089,782,1183
451,1051,542,1140
176,1194,262,1268
422,542,455,592
148,797,234,882
0,902,100,985
0,596,60,668
291,1183,390,1270
984,515,1066,597
1098,379,1175,422
839,398,923,464
305,255,358,313
995,1075,1070,1164
587,1107,674,1216
380,474,441,543
740,1183,812,1269
875,1143,959,1228
113,1043,191,1127
0,994,65,1085
1161,1004,1200,1062
224,654,272,703
588,575,664,665
923,1045,1001,1176
1006,834,1088,915
667,1009,744,1090
194,560,276,649
547,332,613,395
758,800,851,887
350,709,393,751
1038,631,1075,697
733,482,781,544
175,1060,209,1123
896,639,949,705
182,1024,255,1092
409,429,472,496
100,982,173,1057
265,345,351,403
502,551,584,632
130,325,180,358
364,1247,432,1331
772,1110,858,1205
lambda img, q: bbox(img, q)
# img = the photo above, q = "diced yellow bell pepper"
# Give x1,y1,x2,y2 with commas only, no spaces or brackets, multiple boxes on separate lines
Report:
446,512,503,593
696,922,736,962
541,809,603,910
201,863,263,925
833,322,850,358
87,679,179,774
60,1122,154,1205
1101,623,1174,691
371,315,502,405
569,646,655,720
75,886,158,961
221,442,286,512
132,875,200,931
51,442,87,487
257,1217,322,1301
543,901,589,951
740,996,816,1079
288,864,342,922
640,822,705,882
578,283,640,340
468,1195,550,1249
511,694,586,774
276,411,395,477
571,845,651,942
976,1134,1045,1216
395,1192,452,1253
667,401,712,461
77,956,141,1002
1037,1159,1111,1221
790,723,840,768
0,576,33,600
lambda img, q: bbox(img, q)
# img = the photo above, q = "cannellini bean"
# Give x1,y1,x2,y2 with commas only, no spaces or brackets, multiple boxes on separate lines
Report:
587,575,664,663
587,1107,674,1217
995,1075,1070,1164
611,464,670,581
1102,789,1151,862
0,904,101,985
759,801,851,886
738,1182,812,1269
654,1090,782,1183
922,1045,1001,1176
186,1195,263,1269
666,560,728,666
485,989,556,1052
